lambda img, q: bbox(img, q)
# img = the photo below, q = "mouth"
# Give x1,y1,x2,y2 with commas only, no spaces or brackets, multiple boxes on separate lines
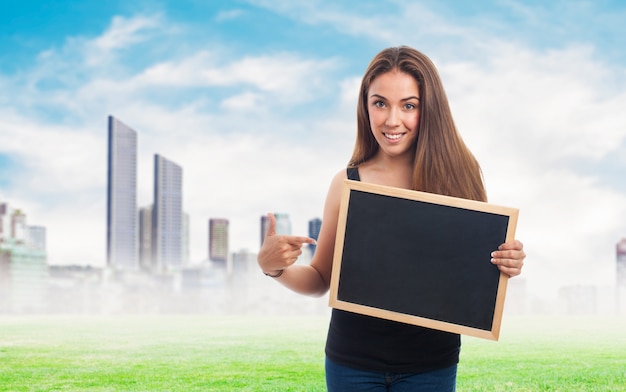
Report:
383,132,405,140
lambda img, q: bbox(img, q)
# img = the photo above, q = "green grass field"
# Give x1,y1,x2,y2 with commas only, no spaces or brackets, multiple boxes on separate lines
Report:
0,315,624,391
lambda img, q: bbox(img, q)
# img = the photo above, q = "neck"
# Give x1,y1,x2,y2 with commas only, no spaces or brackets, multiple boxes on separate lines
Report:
360,151,415,189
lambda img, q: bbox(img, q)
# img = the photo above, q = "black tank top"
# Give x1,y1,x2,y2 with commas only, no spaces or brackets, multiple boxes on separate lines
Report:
324,167,461,373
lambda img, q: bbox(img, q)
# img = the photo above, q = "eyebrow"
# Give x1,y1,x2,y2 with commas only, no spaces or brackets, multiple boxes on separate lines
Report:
369,93,420,101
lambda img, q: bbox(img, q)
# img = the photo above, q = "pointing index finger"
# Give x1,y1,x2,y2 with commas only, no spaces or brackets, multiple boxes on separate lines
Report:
286,236,317,246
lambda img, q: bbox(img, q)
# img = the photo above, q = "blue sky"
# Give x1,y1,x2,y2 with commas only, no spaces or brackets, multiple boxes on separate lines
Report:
1,0,625,299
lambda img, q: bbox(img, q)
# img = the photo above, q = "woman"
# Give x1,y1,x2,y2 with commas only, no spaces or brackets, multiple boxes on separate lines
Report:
258,46,525,391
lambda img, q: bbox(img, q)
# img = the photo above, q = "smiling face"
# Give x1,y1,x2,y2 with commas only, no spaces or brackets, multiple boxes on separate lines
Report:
367,70,420,160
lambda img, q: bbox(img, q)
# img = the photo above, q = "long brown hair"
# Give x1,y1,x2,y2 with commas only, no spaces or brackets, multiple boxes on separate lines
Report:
348,46,487,202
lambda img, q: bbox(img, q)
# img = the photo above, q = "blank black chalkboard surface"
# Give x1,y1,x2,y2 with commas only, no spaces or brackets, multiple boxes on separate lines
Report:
329,180,519,340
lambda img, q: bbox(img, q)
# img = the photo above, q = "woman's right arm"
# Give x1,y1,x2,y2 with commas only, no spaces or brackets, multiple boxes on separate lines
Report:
257,170,346,297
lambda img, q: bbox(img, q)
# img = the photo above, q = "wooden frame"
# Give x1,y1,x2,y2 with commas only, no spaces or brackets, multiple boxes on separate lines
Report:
329,180,519,340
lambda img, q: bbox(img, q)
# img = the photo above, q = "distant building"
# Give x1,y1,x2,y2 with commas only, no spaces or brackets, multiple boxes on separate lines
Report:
0,202,47,312
308,218,322,256
232,248,256,272
26,226,46,252
152,154,183,270
209,218,229,264
140,206,188,271
0,202,9,243
10,209,27,243
106,115,138,270
138,205,153,271
260,215,270,247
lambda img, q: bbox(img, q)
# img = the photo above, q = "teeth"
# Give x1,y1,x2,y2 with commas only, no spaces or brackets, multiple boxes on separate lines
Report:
385,133,402,140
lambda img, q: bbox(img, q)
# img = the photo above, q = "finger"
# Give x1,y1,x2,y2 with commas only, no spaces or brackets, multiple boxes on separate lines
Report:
497,264,522,278
498,240,523,251
286,236,317,246
265,213,277,237
492,249,525,260
491,254,524,269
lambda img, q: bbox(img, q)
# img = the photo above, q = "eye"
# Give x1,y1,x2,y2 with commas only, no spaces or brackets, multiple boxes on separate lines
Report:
372,100,386,108
404,102,418,110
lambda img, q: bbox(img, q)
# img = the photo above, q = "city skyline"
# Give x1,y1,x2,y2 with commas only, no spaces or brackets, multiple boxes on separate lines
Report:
0,2,625,301
1,196,625,316
107,115,189,271
106,114,312,267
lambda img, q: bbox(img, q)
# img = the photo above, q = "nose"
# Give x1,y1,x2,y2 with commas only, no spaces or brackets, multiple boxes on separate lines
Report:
385,107,401,127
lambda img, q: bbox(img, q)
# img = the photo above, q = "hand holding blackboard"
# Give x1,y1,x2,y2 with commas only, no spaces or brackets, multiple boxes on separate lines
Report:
490,240,525,277
329,180,519,340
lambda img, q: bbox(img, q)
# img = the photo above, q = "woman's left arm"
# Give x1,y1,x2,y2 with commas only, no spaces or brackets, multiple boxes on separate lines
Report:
491,240,526,277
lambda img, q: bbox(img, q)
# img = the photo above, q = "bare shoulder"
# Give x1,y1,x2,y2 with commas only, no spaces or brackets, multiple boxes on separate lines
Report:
326,169,348,202
331,168,348,186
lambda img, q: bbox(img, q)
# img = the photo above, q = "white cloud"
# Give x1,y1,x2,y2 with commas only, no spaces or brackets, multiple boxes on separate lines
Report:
220,91,264,112
440,42,626,295
94,15,162,52
133,51,339,103
0,114,104,194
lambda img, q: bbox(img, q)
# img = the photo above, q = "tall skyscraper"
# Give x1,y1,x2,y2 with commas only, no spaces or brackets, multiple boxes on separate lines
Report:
308,217,322,256
152,154,183,270
209,218,229,263
138,205,153,271
260,215,270,247
106,116,138,270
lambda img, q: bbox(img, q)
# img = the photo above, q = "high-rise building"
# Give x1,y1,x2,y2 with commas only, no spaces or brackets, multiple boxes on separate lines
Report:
106,116,138,270
10,210,26,244
232,248,256,272
26,226,46,252
138,205,153,271
308,217,322,256
152,154,183,270
209,218,229,263
0,204,46,253
617,238,626,288
260,215,270,247
0,203,8,243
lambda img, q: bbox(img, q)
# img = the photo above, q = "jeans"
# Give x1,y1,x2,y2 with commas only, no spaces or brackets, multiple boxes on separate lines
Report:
325,357,457,392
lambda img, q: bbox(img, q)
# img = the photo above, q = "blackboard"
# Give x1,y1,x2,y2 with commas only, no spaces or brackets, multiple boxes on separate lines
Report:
328,180,519,340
